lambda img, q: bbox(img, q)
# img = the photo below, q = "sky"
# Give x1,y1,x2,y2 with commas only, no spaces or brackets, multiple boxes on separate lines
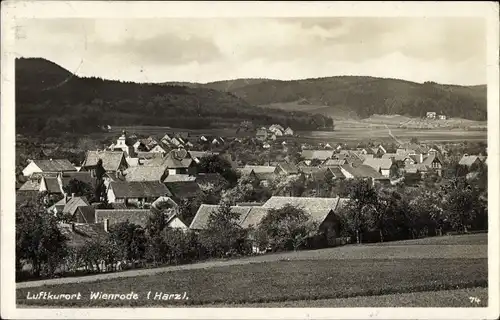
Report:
15,17,486,85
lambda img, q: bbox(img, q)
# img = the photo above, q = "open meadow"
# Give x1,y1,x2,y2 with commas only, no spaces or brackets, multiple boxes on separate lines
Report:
16,234,488,308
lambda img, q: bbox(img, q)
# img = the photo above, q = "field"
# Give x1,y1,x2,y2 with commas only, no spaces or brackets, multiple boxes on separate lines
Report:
16,234,488,308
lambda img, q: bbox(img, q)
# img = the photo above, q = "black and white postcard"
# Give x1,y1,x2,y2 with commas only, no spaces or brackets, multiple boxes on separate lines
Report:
1,1,499,319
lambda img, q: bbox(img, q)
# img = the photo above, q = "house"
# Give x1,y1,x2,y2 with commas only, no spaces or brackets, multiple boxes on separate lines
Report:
161,134,173,145
459,155,482,168
256,128,268,141
125,157,140,167
95,209,154,228
81,151,128,175
340,164,384,183
262,142,271,149
269,124,284,132
284,127,294,136
39,176,63,195
262,196,346,247
58,223,108,249
421,153,444,176
57,172,94,191
122,165,168,182
163,156,196,176
426,112,436,119
301,150,334,162
151,196,179,211
275,162,300,175
22,159,76,177
18,179,41,192
136,152,164,161
163,174,197,183
362,158,394,177
106,181,172,206
133,140,147,153
109,131,135,157
189,205,258,231
48,195,90,217
323,166,346,180
438,115,447,120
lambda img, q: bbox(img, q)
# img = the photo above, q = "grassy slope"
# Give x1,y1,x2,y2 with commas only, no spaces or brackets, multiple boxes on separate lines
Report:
16,258,487,307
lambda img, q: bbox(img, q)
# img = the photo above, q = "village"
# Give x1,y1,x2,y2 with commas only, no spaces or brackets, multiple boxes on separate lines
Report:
15,119,489,278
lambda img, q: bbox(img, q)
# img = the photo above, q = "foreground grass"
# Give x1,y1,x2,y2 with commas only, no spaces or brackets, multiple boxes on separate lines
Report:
17,258,487,307
213,287,489,308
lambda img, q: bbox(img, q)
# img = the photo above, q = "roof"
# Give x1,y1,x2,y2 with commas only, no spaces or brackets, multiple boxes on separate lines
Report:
43,177,61,193
341,164,383,178
63,196,91,215
299,166,322,175
239,207,269,229
60,172,94,187
277,162,299,174
19,179,40,191
421,153,443,166
459,155,481,166
362,158,393,171
256,129,267,136
83,151,125,172
325,166,346,179
165,181,201,199
29,159,75,172
126,157,140,167
151,196,179,211
189,204,253,230
94,209,153,228
30,172,59,180
301,150,334,161
58,223,108,248
163,174,197,183
136,152,164,160
241,165,276,174
75,206,97,223
254,172,276,181
323,159,346,166
163,157,193,169
123,166,167,182
262,196,341,225
382,153,409,162
109,181,172,198
188,151,219,161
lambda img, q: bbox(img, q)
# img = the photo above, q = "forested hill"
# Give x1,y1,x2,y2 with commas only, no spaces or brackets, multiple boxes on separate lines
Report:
178,77,487,121
15,58,333,137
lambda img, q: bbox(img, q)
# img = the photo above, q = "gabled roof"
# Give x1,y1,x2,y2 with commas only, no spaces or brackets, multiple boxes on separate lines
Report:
123,165,167,182
459,155,481,167
189,204,252,230
126,157,140,167
262,196,341,225
301,150,334,161
63,196,91,216
28,159,76,172
151,196,179,211
256,129,268,136
254,172,276,182
341,164,383,178
325,166,346,179
165,181,201,199
163,157,193,169
239,207,269,229
277,162,299,174
109,181,172,198
75,206,97,223
58,223,107,248
19,179,40,191
94,209,153,228
42,177,62,193
299,166,322,175
188,151,219,162
362,158,393,171
421,153,443,166
136,152,164,160
241,165,276,175
83,151,126,172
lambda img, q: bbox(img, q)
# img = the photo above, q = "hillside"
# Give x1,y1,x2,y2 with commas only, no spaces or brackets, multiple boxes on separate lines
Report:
15,58,333,137
190,77,487,121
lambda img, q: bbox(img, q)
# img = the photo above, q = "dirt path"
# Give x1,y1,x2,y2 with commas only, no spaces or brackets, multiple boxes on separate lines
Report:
16,242,486,289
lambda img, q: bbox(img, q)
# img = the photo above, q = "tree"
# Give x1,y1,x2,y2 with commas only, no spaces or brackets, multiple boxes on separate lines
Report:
197,154,238,186
442,183,482,233
63,179,94,200
256,204,317,252
16,194,69,277
338,179,378,244
199,201,249,258
109,222,148,265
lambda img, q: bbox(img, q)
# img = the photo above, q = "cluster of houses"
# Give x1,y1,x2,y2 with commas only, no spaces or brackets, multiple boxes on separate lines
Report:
256,124,294,142
426,112,447,120
16,129,487,253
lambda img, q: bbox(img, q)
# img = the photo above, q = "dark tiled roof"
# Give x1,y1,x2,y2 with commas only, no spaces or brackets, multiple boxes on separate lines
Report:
459,155,481,167
301,150,334,161
110,181,172,198
190,205,252,230
19,180,40,191
95,209,153,228
341,164,383,178
277,162,299,174
163,157,193,169
165,181,201,199
31,159,76,172
362,158,393,171
75,206,96,223
325,166,345,179
43,177,62,193
58,223,108,248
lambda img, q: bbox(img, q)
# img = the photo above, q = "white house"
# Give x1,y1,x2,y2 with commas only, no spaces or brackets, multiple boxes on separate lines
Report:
426,112,437,119
284,127,294,136
150,145,166,154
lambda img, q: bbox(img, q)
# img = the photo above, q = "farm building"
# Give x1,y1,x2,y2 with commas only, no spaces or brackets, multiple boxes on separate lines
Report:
81,151,128,174
426,112,436,119
106,181,172,206
459,155,483,168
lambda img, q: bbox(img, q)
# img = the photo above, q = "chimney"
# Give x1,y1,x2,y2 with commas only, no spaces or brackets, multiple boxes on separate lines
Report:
71,193,75,198
104,219,109,232
64,193,68,203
